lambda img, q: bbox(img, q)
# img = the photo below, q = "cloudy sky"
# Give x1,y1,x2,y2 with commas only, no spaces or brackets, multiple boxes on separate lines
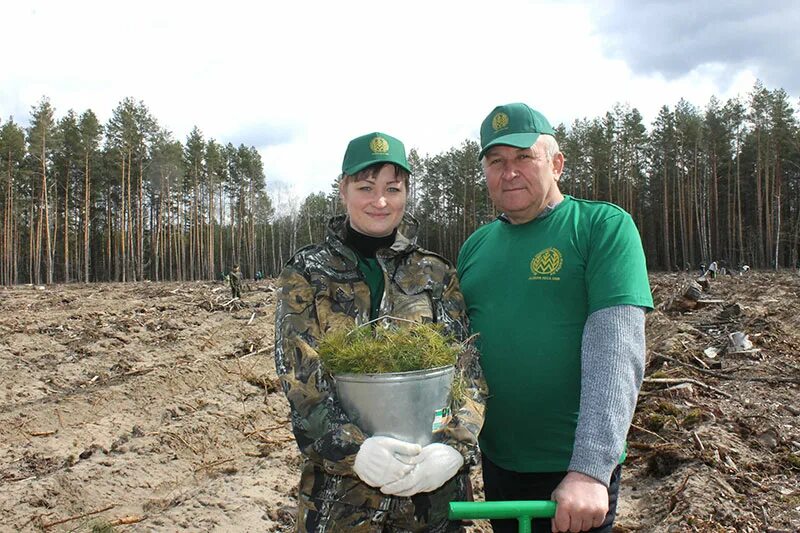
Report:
2,0,798,199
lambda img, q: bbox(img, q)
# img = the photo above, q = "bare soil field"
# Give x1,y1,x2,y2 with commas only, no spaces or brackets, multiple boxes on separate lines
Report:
1,272,798,532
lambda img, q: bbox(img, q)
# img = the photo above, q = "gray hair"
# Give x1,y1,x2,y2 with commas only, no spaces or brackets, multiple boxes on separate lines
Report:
480,135,561,164
538,134,560,160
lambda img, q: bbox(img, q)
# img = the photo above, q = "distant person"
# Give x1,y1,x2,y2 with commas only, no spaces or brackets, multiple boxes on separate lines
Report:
458,102,653,533
274,131,487,532
229,264,242,299
254,270,264,281
707,260,718,279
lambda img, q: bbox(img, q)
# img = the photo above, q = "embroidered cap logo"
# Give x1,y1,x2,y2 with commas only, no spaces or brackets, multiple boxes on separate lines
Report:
492,112,509,131
369,136,390,154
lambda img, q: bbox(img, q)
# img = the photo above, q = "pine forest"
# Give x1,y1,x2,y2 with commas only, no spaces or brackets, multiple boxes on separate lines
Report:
1,81,799,286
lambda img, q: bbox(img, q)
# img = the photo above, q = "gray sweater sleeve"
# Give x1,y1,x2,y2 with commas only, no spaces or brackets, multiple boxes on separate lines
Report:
568,305,646,485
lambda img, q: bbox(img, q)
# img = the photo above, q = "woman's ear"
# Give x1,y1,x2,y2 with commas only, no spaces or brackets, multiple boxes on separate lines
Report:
338,176,347,204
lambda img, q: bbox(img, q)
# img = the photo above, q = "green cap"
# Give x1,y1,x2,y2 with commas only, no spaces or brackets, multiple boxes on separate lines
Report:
341,132,411,175
478,103,556,159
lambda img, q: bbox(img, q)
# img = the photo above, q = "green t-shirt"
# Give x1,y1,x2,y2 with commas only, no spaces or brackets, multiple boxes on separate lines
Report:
457,196,653,472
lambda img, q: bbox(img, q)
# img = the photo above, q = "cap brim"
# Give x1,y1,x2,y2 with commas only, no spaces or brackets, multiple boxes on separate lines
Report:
478,132,540,160
343,159,411,176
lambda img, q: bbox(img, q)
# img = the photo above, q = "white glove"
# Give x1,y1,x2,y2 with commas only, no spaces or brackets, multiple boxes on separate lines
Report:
353,436,422,487
380,443,464,497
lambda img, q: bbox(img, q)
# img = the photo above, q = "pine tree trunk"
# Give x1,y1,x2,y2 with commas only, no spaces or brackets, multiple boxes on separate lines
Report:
774,150,783,268
13,204,18,284
107,200,113,282
64,158,70,283
662,162,670,270
84,152,90,282
755,131,764,266
711,153,719,261
765,157,773,264
165,180,172,280
208,173,214,281
127,153,134,281
677,173,687,267
270,220,277,276
138,158,144,281
218,181,224,277
36,179,44,284
736,140,744,265
726,161,733,267
42,143,53,285
30,200,36,284
2,160,13,285
774,192,781,270
120,155,126,282
2,176,8,285
190,177,196,280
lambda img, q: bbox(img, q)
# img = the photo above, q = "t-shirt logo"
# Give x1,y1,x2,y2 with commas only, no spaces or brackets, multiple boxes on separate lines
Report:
530,247,563,279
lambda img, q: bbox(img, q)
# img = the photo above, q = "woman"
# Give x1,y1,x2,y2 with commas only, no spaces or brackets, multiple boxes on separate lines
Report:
274,132,486,532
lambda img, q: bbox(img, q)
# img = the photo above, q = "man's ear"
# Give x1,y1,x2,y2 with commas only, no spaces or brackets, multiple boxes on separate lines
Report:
552,152,565,179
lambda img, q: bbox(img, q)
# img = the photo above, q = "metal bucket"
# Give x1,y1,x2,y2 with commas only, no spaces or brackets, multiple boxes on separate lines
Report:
335,365,455,446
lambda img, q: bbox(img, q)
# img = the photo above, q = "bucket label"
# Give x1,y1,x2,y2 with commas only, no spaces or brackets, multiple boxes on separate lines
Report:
431,407,452,432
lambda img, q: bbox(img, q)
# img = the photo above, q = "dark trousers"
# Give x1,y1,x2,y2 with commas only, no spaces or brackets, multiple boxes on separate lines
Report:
481,454,621,533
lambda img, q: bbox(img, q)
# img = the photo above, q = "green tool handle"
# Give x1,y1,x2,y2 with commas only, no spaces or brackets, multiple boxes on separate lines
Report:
449,501,557,533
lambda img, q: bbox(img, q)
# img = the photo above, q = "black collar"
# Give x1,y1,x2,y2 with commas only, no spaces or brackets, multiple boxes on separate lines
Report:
345,222,397,258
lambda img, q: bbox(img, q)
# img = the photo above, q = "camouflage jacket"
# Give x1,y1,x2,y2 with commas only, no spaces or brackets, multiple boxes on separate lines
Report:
274,214,486,531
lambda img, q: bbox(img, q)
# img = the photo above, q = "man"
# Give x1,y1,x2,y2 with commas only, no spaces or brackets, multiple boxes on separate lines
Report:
229,264,242,299
457,103,653,533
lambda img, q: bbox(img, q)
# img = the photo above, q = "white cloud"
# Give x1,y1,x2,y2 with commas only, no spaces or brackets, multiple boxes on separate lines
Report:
0,0,791,200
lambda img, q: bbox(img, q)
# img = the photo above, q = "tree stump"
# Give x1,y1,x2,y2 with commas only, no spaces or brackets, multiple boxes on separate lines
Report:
663,281,704,312
718,302,744,319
